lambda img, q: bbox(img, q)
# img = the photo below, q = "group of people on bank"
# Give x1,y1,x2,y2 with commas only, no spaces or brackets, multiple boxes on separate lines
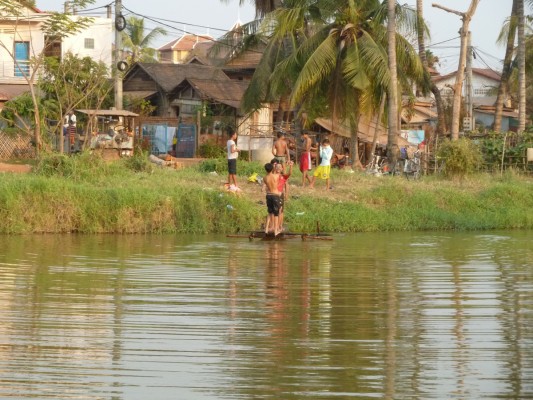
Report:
226,129,352,236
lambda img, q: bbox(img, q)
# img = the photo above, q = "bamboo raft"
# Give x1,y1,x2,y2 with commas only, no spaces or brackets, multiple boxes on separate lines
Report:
227,231,333,241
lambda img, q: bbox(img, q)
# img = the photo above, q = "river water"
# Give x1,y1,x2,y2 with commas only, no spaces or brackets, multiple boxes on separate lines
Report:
0,231,531,399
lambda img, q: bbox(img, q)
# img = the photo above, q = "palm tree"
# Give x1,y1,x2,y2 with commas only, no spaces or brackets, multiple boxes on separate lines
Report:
517,0,526,132
387,0,400,165
229,0,282,17
121,16,166,64
494,0,518,132
265,0,423,163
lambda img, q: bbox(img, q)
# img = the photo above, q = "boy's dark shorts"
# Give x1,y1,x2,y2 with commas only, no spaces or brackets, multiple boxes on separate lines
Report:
227,158,237,174
266,194,281,216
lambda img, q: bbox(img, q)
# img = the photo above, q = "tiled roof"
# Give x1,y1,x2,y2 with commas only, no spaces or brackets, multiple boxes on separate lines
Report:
0,84,30,101
158,34,213,52
432,68,501,83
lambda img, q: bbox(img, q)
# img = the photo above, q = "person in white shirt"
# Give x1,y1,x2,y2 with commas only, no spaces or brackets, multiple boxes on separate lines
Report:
226,131,240,187
309,138,333,190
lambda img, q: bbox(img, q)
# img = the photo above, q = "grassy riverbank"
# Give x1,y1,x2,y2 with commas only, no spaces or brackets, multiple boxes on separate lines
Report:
1,153,532,234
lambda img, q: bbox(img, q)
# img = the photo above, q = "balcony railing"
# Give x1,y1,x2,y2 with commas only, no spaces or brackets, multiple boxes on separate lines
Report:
0,60,33,79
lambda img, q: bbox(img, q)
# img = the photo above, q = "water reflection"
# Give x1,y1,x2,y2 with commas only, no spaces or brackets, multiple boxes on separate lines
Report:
0,231,531,399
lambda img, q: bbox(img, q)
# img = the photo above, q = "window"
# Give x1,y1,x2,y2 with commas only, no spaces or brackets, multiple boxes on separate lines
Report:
14,41,29,77
44,36,62,59
474,88,491,96
84,38,95,49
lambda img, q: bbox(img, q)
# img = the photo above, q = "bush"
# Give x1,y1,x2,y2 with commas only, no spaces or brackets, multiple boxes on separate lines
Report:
199,141,225,158
198,157,227,173
197,157,265,178
121,151,154,173
437,138,483,177
33,152,110,180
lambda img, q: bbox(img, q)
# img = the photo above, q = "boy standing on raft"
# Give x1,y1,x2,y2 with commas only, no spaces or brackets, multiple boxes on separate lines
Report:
263,163,282,236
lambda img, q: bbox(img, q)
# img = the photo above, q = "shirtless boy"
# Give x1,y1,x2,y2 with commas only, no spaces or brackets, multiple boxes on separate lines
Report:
272,131,289,164
263,163,281,236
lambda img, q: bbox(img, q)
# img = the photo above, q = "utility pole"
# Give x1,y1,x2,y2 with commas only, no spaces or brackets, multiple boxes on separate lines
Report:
114,0,123,110
464,30,473,132
433,0,480,140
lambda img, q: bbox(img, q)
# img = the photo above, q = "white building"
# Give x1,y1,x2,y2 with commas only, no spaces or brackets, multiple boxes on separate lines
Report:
432,68,501,100
0,2,112,102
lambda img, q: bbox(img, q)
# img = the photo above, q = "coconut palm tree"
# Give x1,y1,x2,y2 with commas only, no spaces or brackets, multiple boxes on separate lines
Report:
517,0,526,132
269,0,423,163
121,16,166,64
225,0,423,167
494,1,518,132
227,0,282,17
387,0,400,165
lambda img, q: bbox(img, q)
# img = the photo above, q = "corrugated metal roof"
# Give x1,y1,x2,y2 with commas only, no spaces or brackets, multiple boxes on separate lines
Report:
76,109,139,117
314,117,411,146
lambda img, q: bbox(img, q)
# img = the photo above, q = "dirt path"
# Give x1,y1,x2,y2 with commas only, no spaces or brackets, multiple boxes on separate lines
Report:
0,162,32,173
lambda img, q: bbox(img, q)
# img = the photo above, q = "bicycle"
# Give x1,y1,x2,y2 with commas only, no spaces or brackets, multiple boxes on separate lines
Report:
365,154,387,175
403,150,421,179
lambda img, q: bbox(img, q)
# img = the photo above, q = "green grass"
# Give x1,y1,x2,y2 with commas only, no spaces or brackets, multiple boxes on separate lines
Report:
1,152,532,234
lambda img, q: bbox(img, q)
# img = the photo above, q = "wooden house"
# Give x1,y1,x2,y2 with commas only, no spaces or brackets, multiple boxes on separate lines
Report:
123,62,231,118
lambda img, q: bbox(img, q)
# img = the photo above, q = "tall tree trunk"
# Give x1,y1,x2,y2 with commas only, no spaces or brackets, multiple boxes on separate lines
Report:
387,0,400,165
350,116,359,170
416,0,446,134
494,0,518,132
517,0,526,133
371,96,386,157
433,1,480,140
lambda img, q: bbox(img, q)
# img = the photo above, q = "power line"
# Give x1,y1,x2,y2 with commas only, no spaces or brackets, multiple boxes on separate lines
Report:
426,36,461,48
121,5,265,55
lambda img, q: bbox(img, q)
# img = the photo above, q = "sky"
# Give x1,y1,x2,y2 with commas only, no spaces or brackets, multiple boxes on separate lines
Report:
36,0,516,74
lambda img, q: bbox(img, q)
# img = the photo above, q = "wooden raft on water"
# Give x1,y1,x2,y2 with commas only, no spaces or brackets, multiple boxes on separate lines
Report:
227,231,333,241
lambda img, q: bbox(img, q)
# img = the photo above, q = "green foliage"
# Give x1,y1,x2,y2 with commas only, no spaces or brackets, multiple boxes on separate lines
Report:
121,151,154,173
477,129,533,172
198,141,225,158
33,152,111,180
197,157,262,177
121,16,167,64
1,161,533,234
124,97,156,118
436,138,483,177
40,53,112,126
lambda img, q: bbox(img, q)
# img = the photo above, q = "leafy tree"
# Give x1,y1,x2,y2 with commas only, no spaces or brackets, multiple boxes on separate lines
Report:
494,0,518,132
121,16,167,64
0,0,96,155
517,0,526,132
39,53,113,152
267,1,423,163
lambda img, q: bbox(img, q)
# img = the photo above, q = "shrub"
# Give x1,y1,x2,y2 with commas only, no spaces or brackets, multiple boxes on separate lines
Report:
121,151,154,173
437,138,483,177
199,141,225,158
